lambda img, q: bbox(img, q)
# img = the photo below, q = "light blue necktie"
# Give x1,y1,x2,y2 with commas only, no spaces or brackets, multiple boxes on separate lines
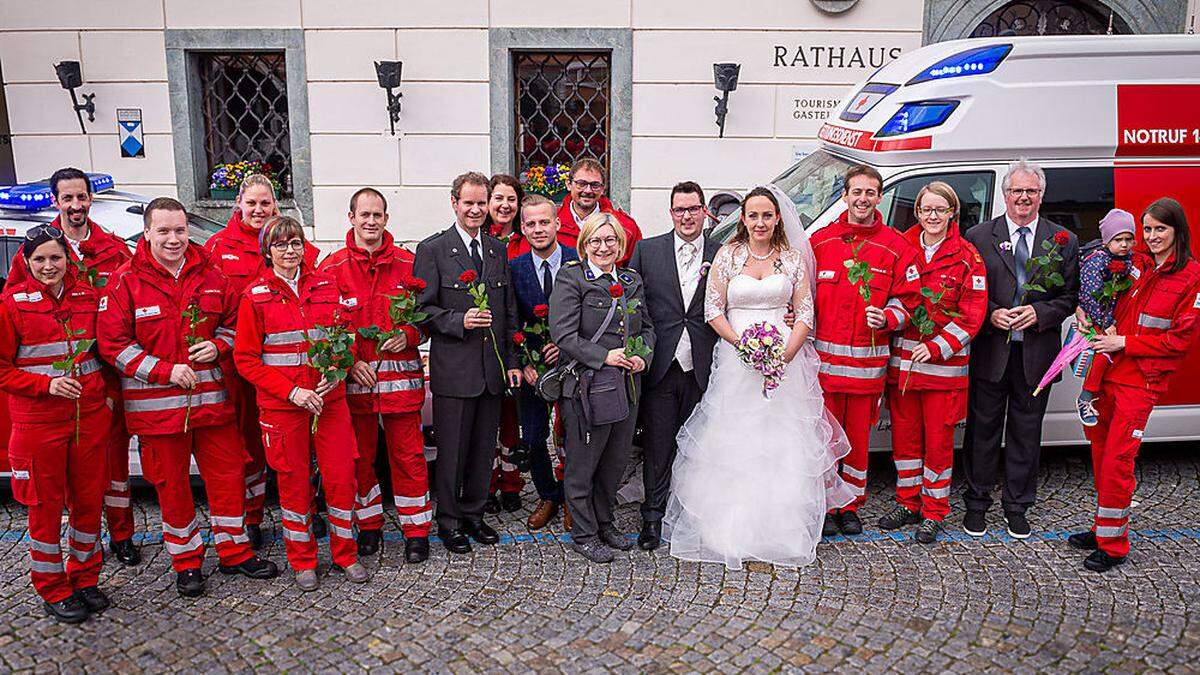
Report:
1012,226,1030,342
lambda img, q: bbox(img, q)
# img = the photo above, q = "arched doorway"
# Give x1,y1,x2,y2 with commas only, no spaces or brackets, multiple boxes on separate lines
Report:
970,0,1132,37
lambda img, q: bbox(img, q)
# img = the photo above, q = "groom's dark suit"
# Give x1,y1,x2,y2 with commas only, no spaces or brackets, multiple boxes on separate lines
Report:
628,231,722,527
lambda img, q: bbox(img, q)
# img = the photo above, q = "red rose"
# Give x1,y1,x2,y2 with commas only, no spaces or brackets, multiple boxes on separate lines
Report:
1054,231,1070,246
53,309,71,323
407,277,427,292
459,270,478,284
533,304,550,318
1107,260,1126,275
609,283,624,299
509,232,522,244
841,234,855,244
512,331,526,346
77,240,96,256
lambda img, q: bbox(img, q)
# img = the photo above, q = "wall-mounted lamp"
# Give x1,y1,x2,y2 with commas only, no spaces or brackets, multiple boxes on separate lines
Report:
375,60,404,136
713,63,740,138
55,61,95,134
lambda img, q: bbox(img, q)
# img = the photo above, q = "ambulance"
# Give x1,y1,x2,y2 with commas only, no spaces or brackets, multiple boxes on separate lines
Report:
711,34,1200,447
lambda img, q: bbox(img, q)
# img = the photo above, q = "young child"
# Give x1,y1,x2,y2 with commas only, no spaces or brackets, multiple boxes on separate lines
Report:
1076,208,1137,426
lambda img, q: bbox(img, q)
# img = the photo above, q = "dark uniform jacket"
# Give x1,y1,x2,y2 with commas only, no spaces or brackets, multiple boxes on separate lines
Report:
549,260,655,376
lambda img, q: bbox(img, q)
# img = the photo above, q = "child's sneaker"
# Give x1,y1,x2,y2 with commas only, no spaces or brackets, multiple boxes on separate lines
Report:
1077,397,1099,427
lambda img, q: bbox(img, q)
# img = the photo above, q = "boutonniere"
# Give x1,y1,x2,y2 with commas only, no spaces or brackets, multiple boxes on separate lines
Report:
699,261,712,278
999,241,1014,253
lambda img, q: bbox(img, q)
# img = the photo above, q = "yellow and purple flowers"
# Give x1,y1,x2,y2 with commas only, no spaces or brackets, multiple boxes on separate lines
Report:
736,322,786,399
520,163,571,199
210,161,282,192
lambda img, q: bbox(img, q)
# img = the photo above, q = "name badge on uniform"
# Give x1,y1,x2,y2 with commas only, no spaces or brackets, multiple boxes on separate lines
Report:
13,291,42,303
340,296,358,308
905,265,919,282
98,297,108,311
1194,292,1200,309
972,275,986,291
250,285,270,295
135,305,161,319
222,254,239,261
1132,429,1144,439
818,270,835,280
1129,266,1141,280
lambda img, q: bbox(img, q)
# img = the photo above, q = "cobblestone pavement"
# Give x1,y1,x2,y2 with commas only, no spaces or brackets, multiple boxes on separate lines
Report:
1,443,1198,673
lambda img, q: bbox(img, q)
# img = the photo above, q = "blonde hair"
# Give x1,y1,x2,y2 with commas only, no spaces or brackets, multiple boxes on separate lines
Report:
520,194,556,220
914,181,961,222
238,173,277,200
576,213,626,265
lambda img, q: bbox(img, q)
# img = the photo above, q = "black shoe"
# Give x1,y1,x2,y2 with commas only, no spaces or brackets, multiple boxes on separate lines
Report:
44,595,89,624
878,505,922,531
1083,548,1127,572
822,513,842,537
570,539,615,564
462,519,499,545
638,521,662,551
176,569,205,598
509,445,531,472
74,586,111,614
311,514,327,539
246,524,264,550
110,538,141,566
1068,530,1098,550
439,528,472,554
500,492,522,513
599,526,634,551
218,556,279,579
357,529,382,556
483,494,502,514
405,537,430,563
840,511,863,535
915,519,943,545
963,510,987,537
1005,511,1031,539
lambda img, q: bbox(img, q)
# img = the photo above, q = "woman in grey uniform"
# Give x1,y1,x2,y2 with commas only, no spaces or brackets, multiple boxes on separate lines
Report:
549,213,655,563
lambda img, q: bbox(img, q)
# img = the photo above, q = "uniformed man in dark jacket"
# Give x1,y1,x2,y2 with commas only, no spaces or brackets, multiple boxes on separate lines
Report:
550,213,654,563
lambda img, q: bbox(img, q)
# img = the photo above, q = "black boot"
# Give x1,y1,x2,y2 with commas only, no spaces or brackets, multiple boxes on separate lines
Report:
1083,549,1127,572
822,513,842,537
176,569,205,598
110,538,141,566
75,586,111,614
246,524,264,550
500,492,522,513
311,514,327,539
840,511,863,535
1067,531,1098,550
358,529,382,556
483,494,502,514
405,536,430,563
878,505,921,531
44,595,89,624
219,556,279,579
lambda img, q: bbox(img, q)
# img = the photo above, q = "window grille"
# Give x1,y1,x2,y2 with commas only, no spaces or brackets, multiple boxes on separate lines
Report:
513,51,612,179
971,0,1130,37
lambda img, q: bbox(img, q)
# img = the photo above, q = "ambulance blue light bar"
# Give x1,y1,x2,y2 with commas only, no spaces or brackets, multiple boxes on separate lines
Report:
876,100,960,138
0,173,114,211
906,44,1012,86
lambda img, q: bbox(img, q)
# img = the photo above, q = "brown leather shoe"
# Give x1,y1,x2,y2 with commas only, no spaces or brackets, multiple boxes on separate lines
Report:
562,502,573,532
526,499,559,530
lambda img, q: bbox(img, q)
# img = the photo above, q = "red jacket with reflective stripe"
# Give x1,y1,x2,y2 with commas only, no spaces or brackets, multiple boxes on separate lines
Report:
1105,253,1200,394
0,275,107,424
96,242,238,435
202,210,320,295
811,211,922,395
887,222,988,391
233,265,357,412
5,216,131,290
318,230,426,414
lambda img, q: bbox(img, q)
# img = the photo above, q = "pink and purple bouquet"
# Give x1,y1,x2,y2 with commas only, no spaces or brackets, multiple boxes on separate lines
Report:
736,322,786,399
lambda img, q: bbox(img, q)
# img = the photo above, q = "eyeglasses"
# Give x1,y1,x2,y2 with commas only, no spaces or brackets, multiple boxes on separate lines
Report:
671,205,705,218
585,236,619,249
1007,188,1042,197
25,225,65,241
270,239,305,251
917,207,954,217
572,179,605,192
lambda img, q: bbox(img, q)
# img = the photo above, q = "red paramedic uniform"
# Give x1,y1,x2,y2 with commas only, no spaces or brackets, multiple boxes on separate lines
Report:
233,264,360,571
811,210,922,511
553,195,642,267
0,275,109,602
319,230,431,538
1085,253,1200,558
885,222,988,521
203,210,320,526
97,241,256,571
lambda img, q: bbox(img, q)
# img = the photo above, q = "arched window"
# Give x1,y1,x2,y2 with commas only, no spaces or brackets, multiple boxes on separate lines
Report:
971,1,1132,37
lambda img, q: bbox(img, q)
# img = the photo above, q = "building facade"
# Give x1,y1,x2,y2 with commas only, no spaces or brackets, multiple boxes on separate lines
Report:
0,0,1193,246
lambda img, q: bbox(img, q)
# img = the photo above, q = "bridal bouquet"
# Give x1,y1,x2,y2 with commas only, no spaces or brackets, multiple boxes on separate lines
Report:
736,322,786,399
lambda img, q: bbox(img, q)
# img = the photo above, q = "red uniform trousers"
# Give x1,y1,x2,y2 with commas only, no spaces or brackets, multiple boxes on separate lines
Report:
138,423,256,571
822,392,879,512
1084,381,1154,558
9,407,110,603
229,373,268,526
351,412,432,537
102,403,135,541
489,396,525,494
886,388,962,521
260,402,358,571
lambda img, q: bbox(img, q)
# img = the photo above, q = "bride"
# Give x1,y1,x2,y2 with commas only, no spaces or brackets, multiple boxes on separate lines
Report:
663,185,854,570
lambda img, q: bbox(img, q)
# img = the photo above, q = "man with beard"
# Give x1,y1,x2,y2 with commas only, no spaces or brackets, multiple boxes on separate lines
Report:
556,158,642,267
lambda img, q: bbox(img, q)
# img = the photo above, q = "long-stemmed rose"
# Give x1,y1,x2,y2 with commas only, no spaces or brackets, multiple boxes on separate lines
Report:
610,283,650,405
52,314,94,443
180,301,208,432
303,313,356,433
1008,230,1070,342
460,269,506,376
358,276,428,382
842,234,877,348
1092,259,1133,305
902,283,963,395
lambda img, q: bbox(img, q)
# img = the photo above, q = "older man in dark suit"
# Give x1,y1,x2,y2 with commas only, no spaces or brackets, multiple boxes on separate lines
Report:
627,181,722,550
414,172,522,554
962,160,1079,539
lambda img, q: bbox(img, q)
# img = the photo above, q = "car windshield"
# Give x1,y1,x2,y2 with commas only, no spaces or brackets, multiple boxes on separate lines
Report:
710,150,856,242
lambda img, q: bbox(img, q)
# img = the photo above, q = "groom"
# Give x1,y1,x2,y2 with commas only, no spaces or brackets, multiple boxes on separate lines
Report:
627,181,722,550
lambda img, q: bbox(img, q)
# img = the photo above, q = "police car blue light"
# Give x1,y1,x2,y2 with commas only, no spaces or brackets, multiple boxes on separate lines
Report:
906,44,1013,86
0,173,115,211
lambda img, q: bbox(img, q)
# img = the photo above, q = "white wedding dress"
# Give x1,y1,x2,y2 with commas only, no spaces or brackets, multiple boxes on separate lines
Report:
663,243,854,571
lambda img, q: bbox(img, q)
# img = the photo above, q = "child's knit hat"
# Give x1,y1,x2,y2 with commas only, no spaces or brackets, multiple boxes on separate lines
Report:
1099,208,1135,244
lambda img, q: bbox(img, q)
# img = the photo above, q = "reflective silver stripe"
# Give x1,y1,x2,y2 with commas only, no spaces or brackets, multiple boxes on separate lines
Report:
885,299,909,328
1097,506,1130,520
930,335,953,360
210,515,244,528
216,335,235,348
122,367,223,391
281,508,309,525
114,344,145,370
921,485,952,499
262,353,308,367
813,339,890,359
819,362,888,379
885,298,907,313
896,476,923,488
245,470,264,485
29,538,59,555
214,532,250,546
396,511,433,525
326,505,353,521
888,357,969,378
846,484,866,497
923,467,952,483
134,354,161,381
356,504,384,520
125,390,227,412
109,480,129,492
163,518,198,538
1137,313,1172,330
376,359,422,373
842,465,867,481
104,496,131,508
895,338,969,357
944,322,971,344
215,327,236,339
65,526,97,544
18,358,102,378
894,459,922,471
1095,524,1128,538
357,484,382,505
30,560,65,574
499,460,517,472
283,529,311,542
245,483,266,498
394,492,430,508
69,542,99,562
347,378,424,396
16,341,69,359
165,533,203,555
329,524,354,539
264,328,327,345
